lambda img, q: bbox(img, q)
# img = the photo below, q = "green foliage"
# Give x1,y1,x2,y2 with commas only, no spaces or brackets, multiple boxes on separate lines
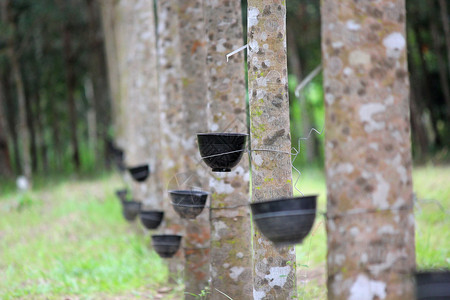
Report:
1,0,110,178
185,286,211,299
16,192,36,211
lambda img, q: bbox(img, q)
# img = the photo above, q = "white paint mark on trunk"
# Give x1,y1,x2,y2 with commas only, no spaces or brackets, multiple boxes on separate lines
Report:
359,103,386,132
264,266,291,288
248,7,260,28
229,266,245,281
349,274,386,300
383,32,406,58
373,173,390,209
346,20,361,31
209,178,234,194
253,289,266,300
213,220,227,239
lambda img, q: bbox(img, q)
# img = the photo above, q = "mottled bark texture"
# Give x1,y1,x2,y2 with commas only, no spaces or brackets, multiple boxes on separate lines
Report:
177,0,210,298
124,0,163,210
156,0,185,281
321,0,416,299
204,0,253,298
100,0,119,118
112,0,132,150
247,1,297,299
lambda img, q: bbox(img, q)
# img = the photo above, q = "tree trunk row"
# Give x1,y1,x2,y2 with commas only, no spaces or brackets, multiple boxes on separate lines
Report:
100,1,416,299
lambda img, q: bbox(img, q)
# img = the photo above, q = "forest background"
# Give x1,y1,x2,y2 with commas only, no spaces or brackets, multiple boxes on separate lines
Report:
0,0,449,180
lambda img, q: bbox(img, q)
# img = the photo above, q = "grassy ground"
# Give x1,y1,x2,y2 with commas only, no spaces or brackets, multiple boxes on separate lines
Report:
0,166,448,299
0,174,180,299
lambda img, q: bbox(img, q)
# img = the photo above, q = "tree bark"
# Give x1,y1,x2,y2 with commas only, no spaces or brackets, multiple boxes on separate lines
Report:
58,5,81,170
34,89,48,172
86,0,111,164
2,73,21,173
322,0,416,298
204,0,253,298
100,0,121,146
156,0,185,283
25,92,38,173
112,0,132,150
0,75,13,177
1,0,32,182
247,1,297,299
177,0,211,297
123,0,162,212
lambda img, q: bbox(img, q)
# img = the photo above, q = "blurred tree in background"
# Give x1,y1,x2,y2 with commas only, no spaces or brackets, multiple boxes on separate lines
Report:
0,0,448,180
286,0,450,167
0,0,111,179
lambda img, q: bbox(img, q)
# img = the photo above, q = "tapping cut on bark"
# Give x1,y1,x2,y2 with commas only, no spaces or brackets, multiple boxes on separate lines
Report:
204,0,253,298
247,0,297,298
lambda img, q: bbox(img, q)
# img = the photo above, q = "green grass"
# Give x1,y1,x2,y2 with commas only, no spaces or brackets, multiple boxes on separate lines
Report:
0,166,449,299
0,175,171,299
413,166,450,269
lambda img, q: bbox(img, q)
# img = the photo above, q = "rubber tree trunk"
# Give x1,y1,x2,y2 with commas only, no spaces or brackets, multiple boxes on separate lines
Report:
25,93,38,173
204,0,253,298
55,0,80,171
2,74,20,173
100,0,121,144
112,0,133,150
247,1,297,299
1,0,32,182
124,0,162,211
155,0,185,282
321,0,416,298
60,12,81,171
177,0,210,297
86,0,111,164
12,50,32,179
0,76,13,177
34,90,48,172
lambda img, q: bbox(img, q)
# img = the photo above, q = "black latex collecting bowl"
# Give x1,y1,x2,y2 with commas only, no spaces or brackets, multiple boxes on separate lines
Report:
128,164,150,182
250,195,317,246
415,270,450,299
121,200,142,221
140,211,164,230
115,189,128,201
151,235,183,258
197,133,247,172
108,143,125,172
168,190,209,219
